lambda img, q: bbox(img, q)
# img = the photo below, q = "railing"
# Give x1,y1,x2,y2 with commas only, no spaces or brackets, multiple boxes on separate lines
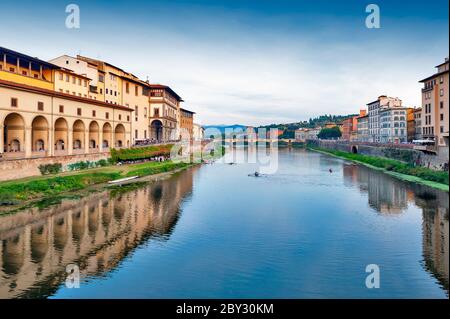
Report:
0,151,26,160
31,150,48,158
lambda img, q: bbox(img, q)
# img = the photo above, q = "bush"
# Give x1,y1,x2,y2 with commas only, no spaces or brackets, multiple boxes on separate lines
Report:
67,159,111,171
110,145,173,162
38,163,62,175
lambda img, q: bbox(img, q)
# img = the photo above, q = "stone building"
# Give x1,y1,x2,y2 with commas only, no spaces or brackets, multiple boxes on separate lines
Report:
367,95,403,143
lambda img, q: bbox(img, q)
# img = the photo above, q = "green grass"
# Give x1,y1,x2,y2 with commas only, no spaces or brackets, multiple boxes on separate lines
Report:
0,159,194,210
0,172,121,204
310,147,449,191
125,161,191,177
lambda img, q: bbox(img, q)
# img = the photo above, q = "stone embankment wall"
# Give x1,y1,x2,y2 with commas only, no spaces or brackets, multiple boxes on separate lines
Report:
0,152,110,182
308,140,449,171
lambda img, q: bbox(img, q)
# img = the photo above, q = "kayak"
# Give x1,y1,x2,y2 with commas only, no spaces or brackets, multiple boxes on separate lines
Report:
108,176,139,185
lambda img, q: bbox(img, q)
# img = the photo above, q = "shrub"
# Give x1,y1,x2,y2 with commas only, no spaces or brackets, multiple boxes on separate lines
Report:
110,145,173,162
38,163,62,175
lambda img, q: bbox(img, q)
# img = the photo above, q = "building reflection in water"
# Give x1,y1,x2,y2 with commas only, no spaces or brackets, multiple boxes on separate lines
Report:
343,164,449,293
0,167,197,299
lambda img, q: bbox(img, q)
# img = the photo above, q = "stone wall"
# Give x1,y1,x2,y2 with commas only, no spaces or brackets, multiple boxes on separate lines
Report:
309,140,449,171
0,152,110,182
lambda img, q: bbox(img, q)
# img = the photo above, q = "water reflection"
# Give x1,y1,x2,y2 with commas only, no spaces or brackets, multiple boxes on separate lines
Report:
0,167,197,299
343,164,449,291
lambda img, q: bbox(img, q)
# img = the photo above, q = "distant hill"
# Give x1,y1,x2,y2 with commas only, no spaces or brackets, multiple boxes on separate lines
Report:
257,114,357,139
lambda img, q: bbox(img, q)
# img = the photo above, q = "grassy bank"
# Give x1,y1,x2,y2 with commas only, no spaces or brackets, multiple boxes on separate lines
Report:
309,146,449,191
0,160,192,209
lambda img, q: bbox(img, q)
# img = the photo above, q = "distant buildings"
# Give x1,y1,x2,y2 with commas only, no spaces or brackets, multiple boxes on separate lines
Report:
379,107,409,143
356,113,369,142
368,95,403,143
193,124,204,141
295,127,320,142
414,107,423,140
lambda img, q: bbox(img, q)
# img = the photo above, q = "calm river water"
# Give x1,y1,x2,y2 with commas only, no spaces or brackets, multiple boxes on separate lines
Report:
0,148,448,298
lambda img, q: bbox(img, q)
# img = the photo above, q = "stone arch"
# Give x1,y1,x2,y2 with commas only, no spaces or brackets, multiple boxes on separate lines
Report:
115,124,125,148
89,121,99,150
102,122,112,148
3,113,25,152
150,120,163,141
54,118,68,151
31,116,49,152
73,120,85,150
351,145,358,154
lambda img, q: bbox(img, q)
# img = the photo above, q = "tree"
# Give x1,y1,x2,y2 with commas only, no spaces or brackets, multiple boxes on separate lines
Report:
317,127,342,140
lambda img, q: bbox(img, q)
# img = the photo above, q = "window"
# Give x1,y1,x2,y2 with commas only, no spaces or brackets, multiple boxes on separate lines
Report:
93,110,96,117
127,115,130,122
135,86,138,96
126,83,130,93
118,114,122,120
135,130,138,138
100,88,103,94
84,80,87,87
106,112,109,119
59,105,64,113
440,114,444,121
106,88,109,94
78,78,81,85
59,72,63,80
114,91,117,96
99,74,104,83
38,102,44,111
440,126,444,133
440,76,444,84
440,89,444,96
66,74,70,82
77,108,82,116
135,106,138,116
440,101,444,109
72,76,76,84
11,98,18,107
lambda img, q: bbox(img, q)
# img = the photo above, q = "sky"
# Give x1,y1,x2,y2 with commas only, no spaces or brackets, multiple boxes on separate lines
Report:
0,0,448,126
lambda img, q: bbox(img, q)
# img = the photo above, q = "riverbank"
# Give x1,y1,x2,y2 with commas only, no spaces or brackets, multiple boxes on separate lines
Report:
0,160,194,214
309,147,449,192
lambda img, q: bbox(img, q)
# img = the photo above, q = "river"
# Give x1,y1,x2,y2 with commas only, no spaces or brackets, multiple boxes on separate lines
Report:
0,148,448,298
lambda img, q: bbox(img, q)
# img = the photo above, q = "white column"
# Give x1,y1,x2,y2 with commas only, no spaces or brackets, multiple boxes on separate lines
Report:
68,129,73,155
25,126,32,158
49,124,54,157
0,125,4,154
85,129,90,154
99,129,104,152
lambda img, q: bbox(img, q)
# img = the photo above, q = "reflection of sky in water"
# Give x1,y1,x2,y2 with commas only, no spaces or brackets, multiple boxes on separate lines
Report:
0,149,448,299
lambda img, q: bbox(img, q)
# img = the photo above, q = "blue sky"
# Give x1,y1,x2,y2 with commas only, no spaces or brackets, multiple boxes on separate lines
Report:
1,0,448,125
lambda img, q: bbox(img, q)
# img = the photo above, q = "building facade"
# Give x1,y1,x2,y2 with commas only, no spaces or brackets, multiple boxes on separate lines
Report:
295,128,320,142
356,114,369,142
193,123,204,141
0,47,133,160
379,107,409,143
180,108,195,139
414,107,422,140
368,95,403,143
149,85,183,142
419,57,449,148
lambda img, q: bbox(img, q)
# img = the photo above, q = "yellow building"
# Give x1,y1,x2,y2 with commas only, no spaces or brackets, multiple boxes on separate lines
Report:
419,57,449,148
180,108,195,138
0,47,133,160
